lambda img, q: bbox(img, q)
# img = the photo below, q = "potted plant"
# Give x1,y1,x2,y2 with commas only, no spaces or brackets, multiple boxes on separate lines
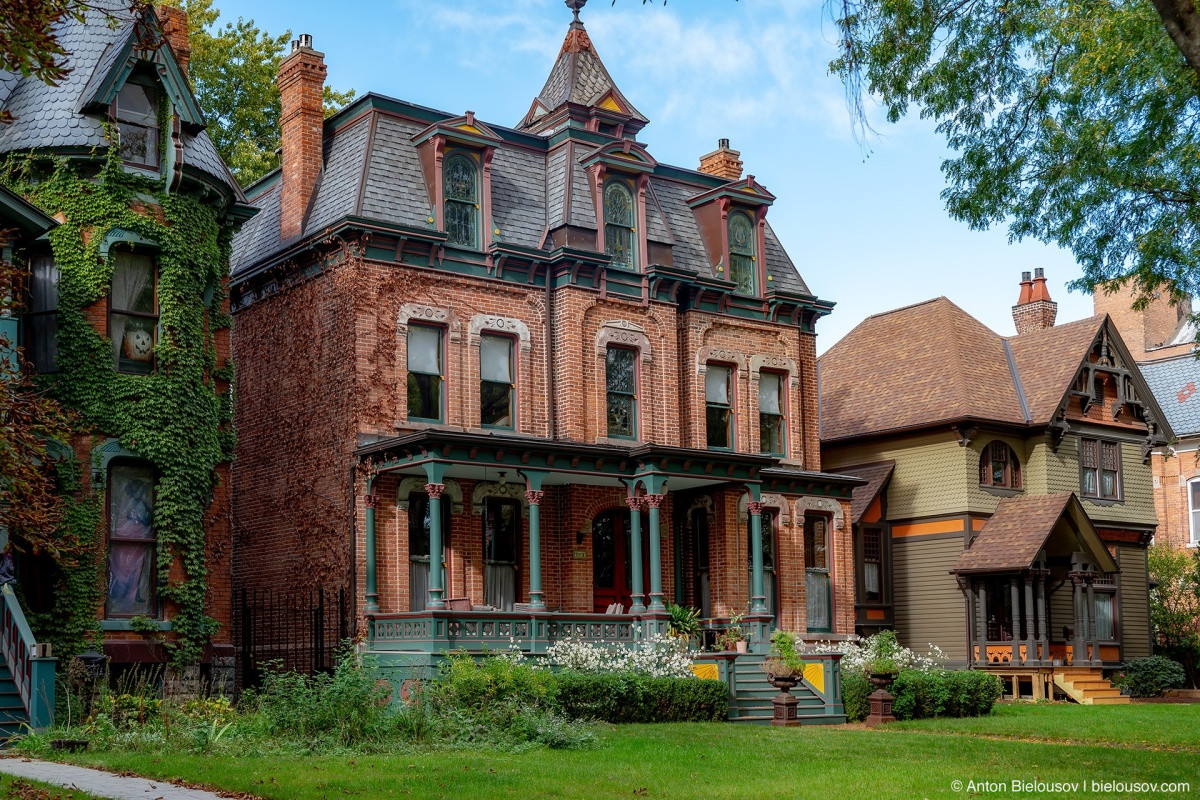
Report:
762,630,807,726
867,655,899,689
666,603,701,643
716,613,747,653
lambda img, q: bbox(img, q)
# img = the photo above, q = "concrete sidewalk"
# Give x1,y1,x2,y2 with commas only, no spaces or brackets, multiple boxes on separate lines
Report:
0,758,232,800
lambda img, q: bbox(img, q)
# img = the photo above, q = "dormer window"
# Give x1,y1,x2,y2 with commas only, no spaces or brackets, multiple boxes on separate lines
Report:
443,153,480,248
980,441,1021,490
116,80,161,169
728,211,756,295
604,180,636,270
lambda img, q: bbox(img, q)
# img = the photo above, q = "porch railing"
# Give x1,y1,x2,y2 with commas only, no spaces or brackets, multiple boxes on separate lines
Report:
0,583,55,729
369,610,643,654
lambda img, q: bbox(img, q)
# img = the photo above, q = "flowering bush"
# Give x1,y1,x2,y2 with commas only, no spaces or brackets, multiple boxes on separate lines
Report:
806,630,944,675
546,634,695,678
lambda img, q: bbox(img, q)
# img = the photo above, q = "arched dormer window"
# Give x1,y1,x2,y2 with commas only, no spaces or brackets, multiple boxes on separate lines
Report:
980,440,1021,490
443,153,479,248
728,211,756,295
604,180,636,270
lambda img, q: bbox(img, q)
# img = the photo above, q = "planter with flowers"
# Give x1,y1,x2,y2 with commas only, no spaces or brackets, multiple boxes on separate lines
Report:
762,630,807,726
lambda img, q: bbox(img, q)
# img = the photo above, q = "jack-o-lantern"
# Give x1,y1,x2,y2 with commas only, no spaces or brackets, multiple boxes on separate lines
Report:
122,324,154,362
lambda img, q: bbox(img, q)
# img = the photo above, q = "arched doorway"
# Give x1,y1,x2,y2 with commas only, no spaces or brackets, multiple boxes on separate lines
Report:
592,508,650,613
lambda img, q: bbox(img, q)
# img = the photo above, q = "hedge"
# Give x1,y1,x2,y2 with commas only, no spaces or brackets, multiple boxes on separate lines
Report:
842,672,871,722
891,669,1002,720
1117,656,1187,697
553,671,729,723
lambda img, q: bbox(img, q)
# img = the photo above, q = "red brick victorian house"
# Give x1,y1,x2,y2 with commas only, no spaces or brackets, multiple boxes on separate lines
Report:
229,3,857,718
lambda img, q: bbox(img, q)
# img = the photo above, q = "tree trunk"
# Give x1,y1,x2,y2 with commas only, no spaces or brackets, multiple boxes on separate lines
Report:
1153,0,1200,81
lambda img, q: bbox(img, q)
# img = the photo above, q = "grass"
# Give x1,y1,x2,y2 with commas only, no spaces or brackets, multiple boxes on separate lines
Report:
890,701,1200,750
47,705,1200,800
0,775,99,800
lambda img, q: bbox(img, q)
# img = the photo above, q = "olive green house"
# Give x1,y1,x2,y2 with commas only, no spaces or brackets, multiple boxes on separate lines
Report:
820,274,1168,700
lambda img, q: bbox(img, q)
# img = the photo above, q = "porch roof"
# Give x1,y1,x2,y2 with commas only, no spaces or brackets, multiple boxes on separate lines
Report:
832,461,895,524
952,492,1119,574
356,429,863,497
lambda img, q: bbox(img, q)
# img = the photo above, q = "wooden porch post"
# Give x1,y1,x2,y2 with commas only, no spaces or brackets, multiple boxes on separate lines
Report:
646,494,666,611
364,483,379,613
426,483,446,609
1023,573,1036,664
1070,573,1086,663
1036,571,1048,662
526,490,546,611
960,576,976,667
1009,577,1021,664
976,581,988,666
628,496,646,613
1085,575,1099,665
748,500,768,616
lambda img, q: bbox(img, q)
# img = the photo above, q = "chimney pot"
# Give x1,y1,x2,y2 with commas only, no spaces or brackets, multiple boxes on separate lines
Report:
1021,271,1031,282
719,138,730,149
1014,268,1057,334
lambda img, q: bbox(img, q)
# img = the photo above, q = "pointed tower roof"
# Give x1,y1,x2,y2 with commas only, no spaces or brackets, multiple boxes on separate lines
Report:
518,0,647,135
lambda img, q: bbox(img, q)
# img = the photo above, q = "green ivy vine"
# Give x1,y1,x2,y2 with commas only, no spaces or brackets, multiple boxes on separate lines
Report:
3,140,234,666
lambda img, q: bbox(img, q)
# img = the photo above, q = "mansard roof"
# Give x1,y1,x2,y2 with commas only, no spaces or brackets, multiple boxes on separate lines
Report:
819,297,1172,443
0,0,243,203
517,17,647,133
230,94,813,301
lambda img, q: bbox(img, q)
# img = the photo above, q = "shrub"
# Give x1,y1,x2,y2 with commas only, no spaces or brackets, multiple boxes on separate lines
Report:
546,634,695,678
553,671,728,723
891,669,1001,720
841,672,871,722
1117,656,1187,697
807,630,944,675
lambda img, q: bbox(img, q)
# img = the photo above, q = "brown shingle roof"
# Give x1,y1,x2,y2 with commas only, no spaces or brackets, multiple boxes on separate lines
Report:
836,461,896,524
819,297,1025,442
1007,315,1105,423
954,494,1074,573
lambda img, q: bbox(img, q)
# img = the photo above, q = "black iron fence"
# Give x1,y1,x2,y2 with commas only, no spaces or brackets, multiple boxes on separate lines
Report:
235,585,350,691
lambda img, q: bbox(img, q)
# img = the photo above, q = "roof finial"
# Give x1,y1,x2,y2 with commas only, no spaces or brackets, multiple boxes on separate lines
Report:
566,0,587,27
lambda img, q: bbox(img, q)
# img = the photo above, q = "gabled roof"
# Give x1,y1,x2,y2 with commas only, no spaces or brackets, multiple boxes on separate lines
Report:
836,461,895,524
819,297,1170,443
953,493,1118,574
517,18,646,132
0,0,242,202
0,184,57,238
1139,353,1200,438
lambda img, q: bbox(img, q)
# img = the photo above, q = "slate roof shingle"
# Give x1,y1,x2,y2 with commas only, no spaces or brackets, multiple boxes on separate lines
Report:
1139,354,1200,438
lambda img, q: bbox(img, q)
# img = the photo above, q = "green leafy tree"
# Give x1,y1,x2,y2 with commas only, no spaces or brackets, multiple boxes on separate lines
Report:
830,1,1200,307
164,0,354,185
1147,544,1200,686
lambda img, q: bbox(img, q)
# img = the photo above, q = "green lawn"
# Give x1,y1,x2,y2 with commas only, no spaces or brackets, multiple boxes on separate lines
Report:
50,705,1200,800
891,701,1200,750
0,775,99,800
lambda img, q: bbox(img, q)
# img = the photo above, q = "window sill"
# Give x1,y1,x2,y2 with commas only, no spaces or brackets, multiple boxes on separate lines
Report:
980,486,1024,497
1081,496,1125,507
595,435,638,446
395,420,464,432
101,619,171,632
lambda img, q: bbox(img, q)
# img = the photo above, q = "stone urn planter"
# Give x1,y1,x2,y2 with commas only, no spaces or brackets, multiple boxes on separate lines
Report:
763,661,802,727
866,671,898,727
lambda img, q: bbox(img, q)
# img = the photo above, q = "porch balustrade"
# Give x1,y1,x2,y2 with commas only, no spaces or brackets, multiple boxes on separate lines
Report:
369,608,640,654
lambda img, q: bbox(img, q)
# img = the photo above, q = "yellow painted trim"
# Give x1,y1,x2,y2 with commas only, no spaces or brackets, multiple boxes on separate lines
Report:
691,663,720,681
803,663,824,694
457,123,484,134
599,96,624,112
891,519,965,538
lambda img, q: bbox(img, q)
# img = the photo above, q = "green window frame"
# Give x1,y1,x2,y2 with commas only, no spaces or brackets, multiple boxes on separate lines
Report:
705,363,733,449
727,211,756,295
606,346,638,438
110,250,158,375
480,333,515,429
407,323,444,422
26,253,59,373
443,153,479,248
758,370,785,454
603,180,636,270
115,79,161,170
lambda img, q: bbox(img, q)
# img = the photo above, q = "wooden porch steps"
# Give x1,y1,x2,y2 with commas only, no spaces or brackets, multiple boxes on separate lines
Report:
1052,668,1129,705
0,663,28,744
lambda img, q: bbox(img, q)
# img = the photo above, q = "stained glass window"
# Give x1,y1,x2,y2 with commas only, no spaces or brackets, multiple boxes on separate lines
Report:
27,254,58,372
107,463,156,617
758,371,784,454
116,81,160,168
606,346,637,438
407,324,443,421
728,212,756,295
110,251,157,374
444,154,478,248
480,334,514,428
705,364,732,448
604,181,636,270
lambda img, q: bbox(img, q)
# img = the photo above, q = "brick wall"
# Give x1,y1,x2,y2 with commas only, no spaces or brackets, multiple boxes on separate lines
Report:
1095,282,1193,361
1151,447,1200,549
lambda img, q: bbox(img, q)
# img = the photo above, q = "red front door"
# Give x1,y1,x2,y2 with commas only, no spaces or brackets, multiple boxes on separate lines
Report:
592,509,650,612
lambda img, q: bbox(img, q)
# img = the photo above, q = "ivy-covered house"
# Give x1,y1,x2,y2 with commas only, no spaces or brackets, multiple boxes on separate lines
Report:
0,2,254,694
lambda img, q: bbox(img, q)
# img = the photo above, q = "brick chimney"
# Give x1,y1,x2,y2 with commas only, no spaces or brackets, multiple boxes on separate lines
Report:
1093,280,1193,360
698,139,743,181
1013,267,1058,334
157,5,191,76
277,34,326,242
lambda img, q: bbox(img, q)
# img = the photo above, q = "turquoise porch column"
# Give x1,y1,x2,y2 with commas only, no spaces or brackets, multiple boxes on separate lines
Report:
646,494,666,612
523,470,548,611
426,483,447,610
748,500,767,615
364,478,379,613
628,496,646,613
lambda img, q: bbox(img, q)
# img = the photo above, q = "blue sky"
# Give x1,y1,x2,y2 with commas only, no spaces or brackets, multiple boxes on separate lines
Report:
224,0,1095,352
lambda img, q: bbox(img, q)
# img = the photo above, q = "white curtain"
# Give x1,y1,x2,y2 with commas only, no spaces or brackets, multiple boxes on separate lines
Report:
480,335,512,383
407,325,441,374
758,372,781,414
706,365,730,403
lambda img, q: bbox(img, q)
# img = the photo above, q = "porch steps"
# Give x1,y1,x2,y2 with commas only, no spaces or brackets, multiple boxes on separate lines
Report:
0,664,28,742
727,654,841,725
1052,668,1129,705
